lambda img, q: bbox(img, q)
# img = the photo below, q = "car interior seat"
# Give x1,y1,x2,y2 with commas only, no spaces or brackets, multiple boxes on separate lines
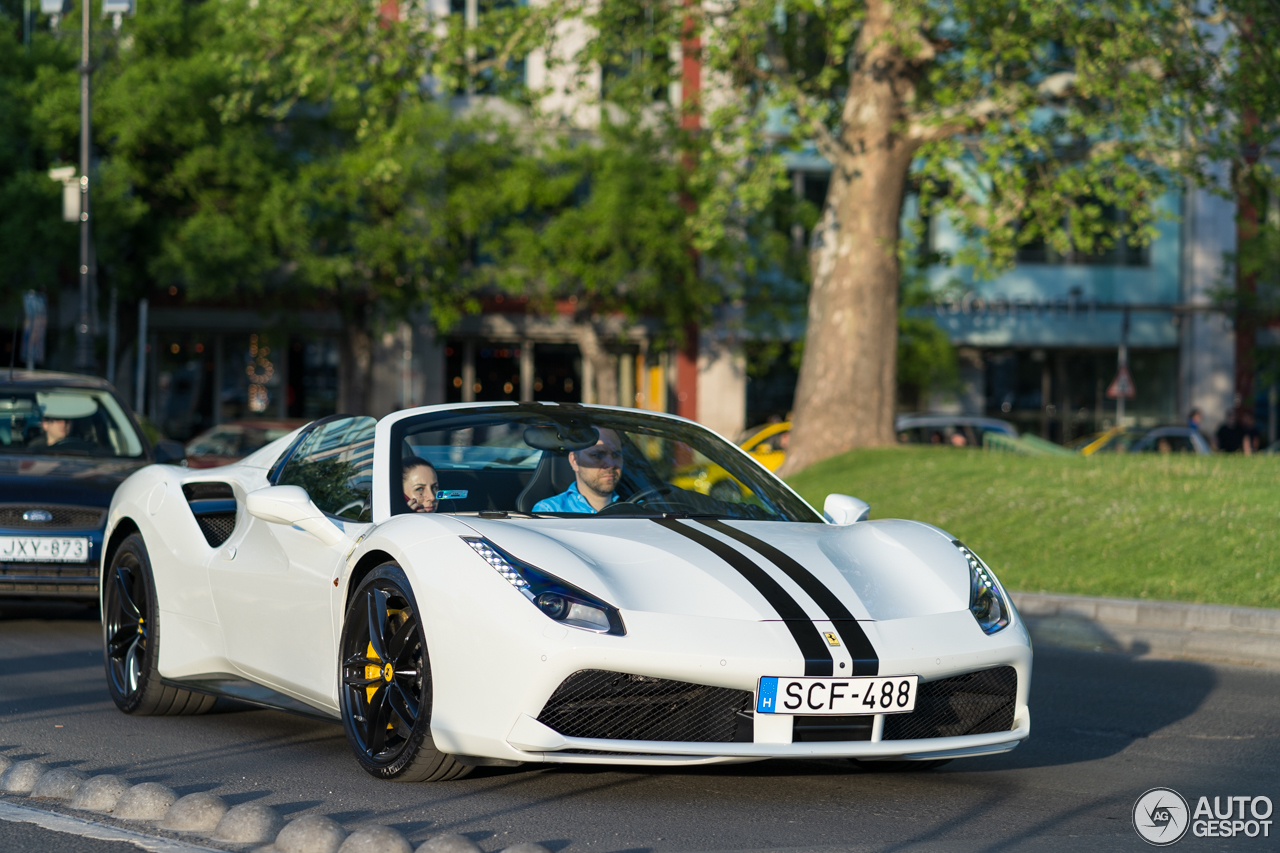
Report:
515,452,576,512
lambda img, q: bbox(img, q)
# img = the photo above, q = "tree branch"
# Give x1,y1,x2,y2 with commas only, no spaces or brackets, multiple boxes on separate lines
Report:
468,10,548,78
907,72,1078,144
745,32,844,162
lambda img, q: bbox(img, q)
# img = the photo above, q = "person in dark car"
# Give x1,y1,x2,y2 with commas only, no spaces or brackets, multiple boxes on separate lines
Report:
26,394,100,453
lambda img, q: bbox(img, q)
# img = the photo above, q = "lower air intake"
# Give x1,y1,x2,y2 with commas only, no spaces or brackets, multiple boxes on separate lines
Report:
883,666,1017,741
537,670,752,743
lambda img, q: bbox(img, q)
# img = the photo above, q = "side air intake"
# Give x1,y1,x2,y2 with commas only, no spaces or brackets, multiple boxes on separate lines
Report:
182,483,237,547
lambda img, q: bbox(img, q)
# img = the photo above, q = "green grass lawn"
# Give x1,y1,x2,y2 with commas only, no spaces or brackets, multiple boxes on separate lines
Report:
786,448,1280,609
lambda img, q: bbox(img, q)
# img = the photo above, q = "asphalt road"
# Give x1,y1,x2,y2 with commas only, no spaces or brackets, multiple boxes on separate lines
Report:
1,602,1278,853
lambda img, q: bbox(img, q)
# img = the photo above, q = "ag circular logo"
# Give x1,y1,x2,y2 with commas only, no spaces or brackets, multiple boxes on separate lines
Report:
1134,788,1190,846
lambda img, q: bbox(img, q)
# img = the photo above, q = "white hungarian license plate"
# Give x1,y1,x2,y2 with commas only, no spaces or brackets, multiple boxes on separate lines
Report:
0,536,90,563
756,675,919,715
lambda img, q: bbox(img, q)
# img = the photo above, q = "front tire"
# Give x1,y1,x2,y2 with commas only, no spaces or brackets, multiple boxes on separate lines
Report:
102,533,215,716
339,564,471,782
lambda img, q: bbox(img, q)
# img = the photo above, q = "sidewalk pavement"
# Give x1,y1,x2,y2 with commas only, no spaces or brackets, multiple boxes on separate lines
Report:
1011,591,1280,669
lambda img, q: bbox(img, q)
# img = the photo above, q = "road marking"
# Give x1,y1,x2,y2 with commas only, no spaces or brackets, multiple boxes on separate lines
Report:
0,800,221,853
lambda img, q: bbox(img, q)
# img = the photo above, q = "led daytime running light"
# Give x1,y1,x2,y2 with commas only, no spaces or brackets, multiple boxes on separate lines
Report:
956,541,1010,635
463,537,532,597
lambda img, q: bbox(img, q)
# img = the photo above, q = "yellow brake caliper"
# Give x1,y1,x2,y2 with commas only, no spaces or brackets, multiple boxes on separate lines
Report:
363,609,403,730
364,641,383,705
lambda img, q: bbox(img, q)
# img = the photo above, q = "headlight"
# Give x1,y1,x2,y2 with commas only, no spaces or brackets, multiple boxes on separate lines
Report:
955,541,1010,635
462,537,625,635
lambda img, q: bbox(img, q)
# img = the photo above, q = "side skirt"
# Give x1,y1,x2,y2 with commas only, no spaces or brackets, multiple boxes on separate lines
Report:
160,674,341,722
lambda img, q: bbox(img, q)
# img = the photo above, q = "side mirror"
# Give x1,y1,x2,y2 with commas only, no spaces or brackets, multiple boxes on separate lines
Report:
245,485,346,546
824,493,870,525
154,439,187,466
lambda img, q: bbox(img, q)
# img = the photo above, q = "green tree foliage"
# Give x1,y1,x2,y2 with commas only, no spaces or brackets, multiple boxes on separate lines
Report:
0,1,76,321
560,0,1280,469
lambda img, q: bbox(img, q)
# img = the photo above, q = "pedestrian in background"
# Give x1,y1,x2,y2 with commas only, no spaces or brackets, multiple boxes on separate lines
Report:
1188,407,1203,436
1239,411,1261,455
1216,411,1241,453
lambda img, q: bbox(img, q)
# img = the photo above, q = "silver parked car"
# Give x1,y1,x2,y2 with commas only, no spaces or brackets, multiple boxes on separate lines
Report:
895,414,1018,448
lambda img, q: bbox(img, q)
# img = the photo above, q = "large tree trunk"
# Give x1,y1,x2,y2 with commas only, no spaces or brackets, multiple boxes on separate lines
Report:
780,2,920,476
337,300,374,416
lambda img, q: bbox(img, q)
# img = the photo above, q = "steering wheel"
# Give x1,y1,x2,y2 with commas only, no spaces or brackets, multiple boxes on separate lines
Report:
623,485,674,505
596,484,702,516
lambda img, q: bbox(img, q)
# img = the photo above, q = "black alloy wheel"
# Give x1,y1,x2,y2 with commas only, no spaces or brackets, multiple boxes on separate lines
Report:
339,565,470,782
102,533,214,716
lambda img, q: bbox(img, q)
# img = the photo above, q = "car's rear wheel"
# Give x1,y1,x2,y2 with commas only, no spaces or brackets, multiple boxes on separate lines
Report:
340,564,471,782
103,533,215,715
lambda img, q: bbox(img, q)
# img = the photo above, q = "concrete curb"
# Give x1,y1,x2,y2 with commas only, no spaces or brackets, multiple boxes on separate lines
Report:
1012,592,1280,668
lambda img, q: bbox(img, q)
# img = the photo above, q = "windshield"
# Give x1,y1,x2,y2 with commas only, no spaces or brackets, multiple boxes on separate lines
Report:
0,387,145,458
389,405,821,522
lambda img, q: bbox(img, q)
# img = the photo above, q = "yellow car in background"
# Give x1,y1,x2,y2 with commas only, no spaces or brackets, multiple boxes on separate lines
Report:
672,421,790,500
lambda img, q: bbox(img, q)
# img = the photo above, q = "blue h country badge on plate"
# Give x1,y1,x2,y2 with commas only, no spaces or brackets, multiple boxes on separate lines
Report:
756,677,779,713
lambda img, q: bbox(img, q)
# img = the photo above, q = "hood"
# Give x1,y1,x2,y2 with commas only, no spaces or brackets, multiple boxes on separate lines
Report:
457,516,971,623
0,454,147,508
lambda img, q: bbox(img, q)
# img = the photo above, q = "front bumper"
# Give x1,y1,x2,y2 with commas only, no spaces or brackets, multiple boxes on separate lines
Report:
505,715,1031,766
424,602,1034,766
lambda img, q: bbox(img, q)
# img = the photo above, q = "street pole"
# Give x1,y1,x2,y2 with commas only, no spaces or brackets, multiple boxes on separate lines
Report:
134,298,147,414
76,0,94,372
1117,307,1130,426
106,286,117,383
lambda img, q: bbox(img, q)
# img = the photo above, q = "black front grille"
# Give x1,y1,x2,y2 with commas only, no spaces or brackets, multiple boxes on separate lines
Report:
793,714,874,742
884,666,1018,741
537,670,753,743
196,514,236,547
0,504,105,530
0,563,97,597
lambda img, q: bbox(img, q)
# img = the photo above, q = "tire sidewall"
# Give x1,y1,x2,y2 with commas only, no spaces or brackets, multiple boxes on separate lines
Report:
102,533,161,713
339,563,434,779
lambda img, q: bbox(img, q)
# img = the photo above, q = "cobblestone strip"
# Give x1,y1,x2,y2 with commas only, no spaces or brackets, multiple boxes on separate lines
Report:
0,752,550,853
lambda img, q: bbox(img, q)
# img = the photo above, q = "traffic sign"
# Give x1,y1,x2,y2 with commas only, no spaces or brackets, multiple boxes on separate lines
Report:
1107,366,1136,400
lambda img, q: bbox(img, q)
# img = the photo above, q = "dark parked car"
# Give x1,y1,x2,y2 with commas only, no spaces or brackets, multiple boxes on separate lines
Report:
0,370,184,601
895,414,1018,447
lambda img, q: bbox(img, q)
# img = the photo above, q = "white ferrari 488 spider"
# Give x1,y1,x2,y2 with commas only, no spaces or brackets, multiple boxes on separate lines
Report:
100,403,1031,781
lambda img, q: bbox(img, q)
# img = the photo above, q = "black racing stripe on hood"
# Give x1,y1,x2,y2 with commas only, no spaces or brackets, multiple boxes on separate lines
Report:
699,519,879,676
652,517,833,677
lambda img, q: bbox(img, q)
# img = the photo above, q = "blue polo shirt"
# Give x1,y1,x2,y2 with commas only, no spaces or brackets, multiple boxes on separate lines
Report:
532,481,619,514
